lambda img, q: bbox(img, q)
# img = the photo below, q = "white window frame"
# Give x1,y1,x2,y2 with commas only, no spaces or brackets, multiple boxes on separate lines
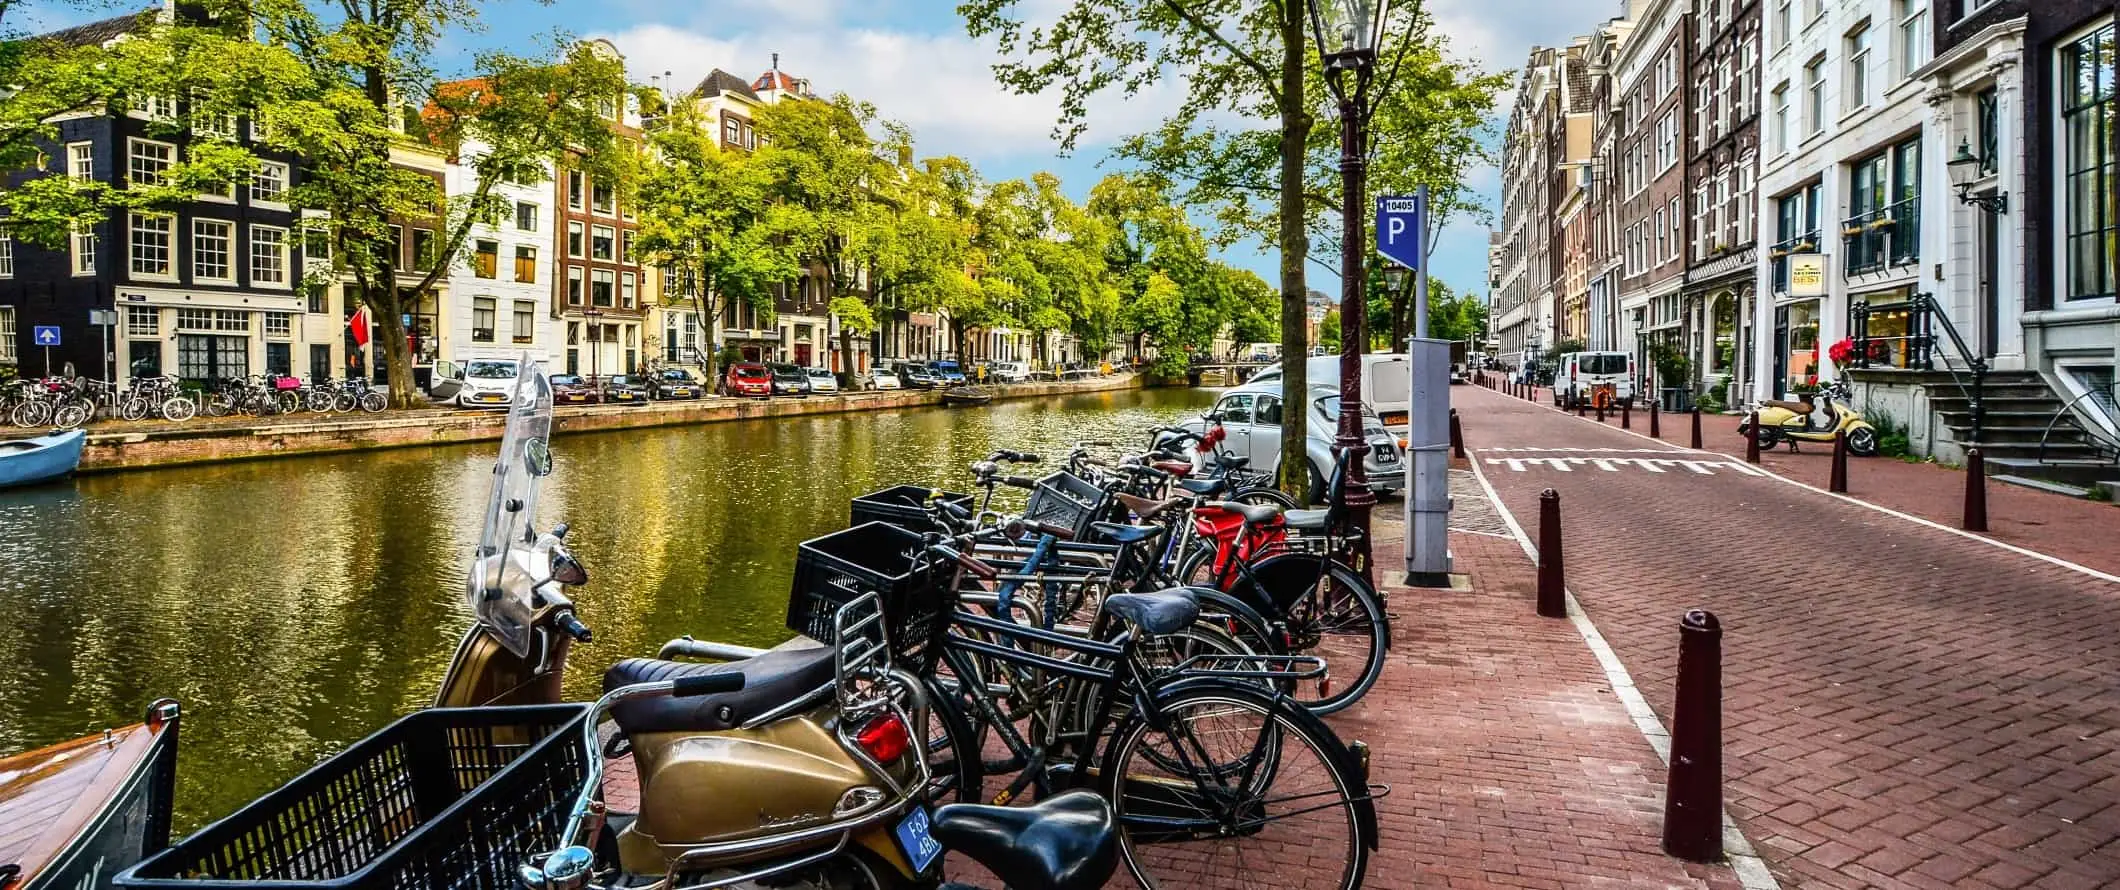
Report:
66,142,93,180
567,171,584,210
130,94,177,120
1771,83,1791,154
127,138,174,188
568,221,585,258
621,271,636,308
1774,0,1791,49
1895,0,1927,80
512,300,536,344
251,161,290,207
250,224,290,288
515,201,539,231
0,233,11,278
129,213,175,280
192,218,235,284
472,296,497,343
71,229,96,276
0,307,14,364
126,306,158,337
591,224,615,261
263,312,292,338
1846,21,1873,113
1804,55,1827,135
2054,20,2120,305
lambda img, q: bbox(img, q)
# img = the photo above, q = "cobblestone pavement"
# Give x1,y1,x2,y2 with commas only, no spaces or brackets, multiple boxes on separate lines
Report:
1457,383,2120,889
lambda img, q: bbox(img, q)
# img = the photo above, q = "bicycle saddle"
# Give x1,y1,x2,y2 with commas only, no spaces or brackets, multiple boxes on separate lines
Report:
1088,521,1159,545
1103,588,1200,636
602,646,831,734
1174,477,1226,497
932,791,1119,890
1282,508,1331,530
1112,491,1185,520
1209,501,1283,525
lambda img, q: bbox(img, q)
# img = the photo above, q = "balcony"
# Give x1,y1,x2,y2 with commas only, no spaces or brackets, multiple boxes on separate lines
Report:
1766,232,1820,294
1840,198,1918,276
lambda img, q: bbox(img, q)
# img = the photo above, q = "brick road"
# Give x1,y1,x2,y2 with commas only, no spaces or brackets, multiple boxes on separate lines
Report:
1457,383,2120,889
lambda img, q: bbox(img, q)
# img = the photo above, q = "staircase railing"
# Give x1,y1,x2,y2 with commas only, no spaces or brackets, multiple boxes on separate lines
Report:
2037,382,2120,467
1850,292,1987,443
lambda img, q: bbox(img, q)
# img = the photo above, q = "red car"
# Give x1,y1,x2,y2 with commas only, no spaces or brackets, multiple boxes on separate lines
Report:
721,363,771,397
548,373,602,405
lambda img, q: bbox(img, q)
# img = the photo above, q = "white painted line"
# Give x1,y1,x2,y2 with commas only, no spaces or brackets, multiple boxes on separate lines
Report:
1466,452,1783,890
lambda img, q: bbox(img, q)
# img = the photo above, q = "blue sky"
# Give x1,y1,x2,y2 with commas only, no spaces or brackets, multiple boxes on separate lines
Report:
23,0,1620,302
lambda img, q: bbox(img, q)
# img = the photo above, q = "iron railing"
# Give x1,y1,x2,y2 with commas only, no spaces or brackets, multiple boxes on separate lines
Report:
1851,293,1987,443
2037,383,2120,467
1840,198,1919,277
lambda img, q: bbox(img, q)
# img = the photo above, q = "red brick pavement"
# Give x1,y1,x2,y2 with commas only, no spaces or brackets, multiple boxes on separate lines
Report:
1456,383,2120,889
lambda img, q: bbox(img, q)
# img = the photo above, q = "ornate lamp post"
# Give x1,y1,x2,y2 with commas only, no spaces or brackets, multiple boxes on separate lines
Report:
1947,139,2009,215
1307,0,1391,574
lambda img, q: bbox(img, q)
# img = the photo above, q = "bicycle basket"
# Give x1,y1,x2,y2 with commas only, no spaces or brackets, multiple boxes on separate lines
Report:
115,704,590,890
1022,472,1111,540
786,521,952,671
849,485,974,530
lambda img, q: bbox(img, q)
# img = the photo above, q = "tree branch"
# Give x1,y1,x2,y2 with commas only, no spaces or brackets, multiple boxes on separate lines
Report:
1155,0,1281,103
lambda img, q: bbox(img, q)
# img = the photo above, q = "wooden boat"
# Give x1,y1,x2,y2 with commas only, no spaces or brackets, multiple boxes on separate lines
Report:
0,701,180,890
0,430,86,489
941,386,993,406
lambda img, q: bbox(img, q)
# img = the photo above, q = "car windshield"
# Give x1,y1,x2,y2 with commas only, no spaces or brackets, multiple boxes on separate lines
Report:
661,370,693,382
1582,354,1628,375
933,362,960,372
1315,396,1388,431
466,361,518,379
808,368,832,377
548,374,581,386
608,376,638,386
733,366,767,378
770,366,803,379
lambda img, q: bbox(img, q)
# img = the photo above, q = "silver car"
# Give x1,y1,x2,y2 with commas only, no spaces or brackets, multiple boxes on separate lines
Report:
1173,382,1404,504
805,367,840,394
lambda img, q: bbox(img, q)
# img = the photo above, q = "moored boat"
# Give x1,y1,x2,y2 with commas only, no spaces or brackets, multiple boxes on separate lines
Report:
0,430,87,489
0,701,180,890
941,385,993,406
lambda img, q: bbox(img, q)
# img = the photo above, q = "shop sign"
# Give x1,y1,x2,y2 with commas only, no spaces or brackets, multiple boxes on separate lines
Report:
1788,254,1826,297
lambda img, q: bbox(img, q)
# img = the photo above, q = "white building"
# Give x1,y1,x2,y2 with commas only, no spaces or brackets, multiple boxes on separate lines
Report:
441,145,559,370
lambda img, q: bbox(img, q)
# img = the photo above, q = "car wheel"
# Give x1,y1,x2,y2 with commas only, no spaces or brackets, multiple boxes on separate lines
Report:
1305,462,1328,507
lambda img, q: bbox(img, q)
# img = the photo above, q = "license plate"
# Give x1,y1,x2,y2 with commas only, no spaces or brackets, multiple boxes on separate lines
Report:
1380,411,1407,425
477,394,502,402
893,807,943,874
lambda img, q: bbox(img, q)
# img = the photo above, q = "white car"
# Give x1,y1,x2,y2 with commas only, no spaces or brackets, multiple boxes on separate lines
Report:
430,358,521,409
868,368,902,390
806,367,840,393
988,361,1030,383
1167,381,1404,504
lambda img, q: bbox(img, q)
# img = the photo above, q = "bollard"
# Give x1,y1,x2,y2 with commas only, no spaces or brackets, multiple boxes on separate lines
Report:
1622,399,1632,429
1744,412,1761,463
1662,609,1723,863
1536,490,1566,619
1449,409,1466,459
1649,397,1661,438
1689,406,1703,449
1964,447,1989,532
1828,428,1849,493
1575,395,1586,417
1596,398,1606,423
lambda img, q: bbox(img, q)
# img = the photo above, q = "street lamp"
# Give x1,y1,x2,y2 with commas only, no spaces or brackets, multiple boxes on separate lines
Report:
1307,0,1391,577
584,308,604,381
1947,138,2008,214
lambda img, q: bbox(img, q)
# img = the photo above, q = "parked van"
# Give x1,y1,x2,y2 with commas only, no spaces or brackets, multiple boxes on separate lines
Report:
1244,354,1413,446
1553,351,1635,408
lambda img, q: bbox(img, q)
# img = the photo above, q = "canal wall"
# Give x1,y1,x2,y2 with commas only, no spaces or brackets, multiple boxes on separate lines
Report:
71,374,1149,474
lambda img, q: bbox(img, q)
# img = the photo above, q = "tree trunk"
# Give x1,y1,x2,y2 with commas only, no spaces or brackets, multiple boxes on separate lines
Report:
839,328,857,389
1275,1,1312,498
368,283,419,409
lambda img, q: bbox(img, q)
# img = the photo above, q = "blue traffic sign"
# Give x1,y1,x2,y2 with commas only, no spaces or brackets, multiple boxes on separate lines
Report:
32,325,60,347
1375,194,1425,270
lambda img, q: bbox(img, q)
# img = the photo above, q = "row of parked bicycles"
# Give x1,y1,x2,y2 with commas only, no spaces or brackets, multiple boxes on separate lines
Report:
0,374,389,429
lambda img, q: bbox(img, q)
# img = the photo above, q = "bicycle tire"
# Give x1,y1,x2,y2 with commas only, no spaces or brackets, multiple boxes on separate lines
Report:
1098,680,1374,890
274,391,300,414
11,400,49,427
1204,554,1389,716
1228,486,1300,510
160,396,198,422
358,391,387,413
119,398,150,422
307,390,336,412
1057,617,1268,765
52,403,90,430
332,391,356,412
919,675,985,805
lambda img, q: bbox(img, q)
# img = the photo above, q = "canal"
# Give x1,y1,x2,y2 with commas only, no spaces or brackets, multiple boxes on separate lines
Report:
0,385,1215,830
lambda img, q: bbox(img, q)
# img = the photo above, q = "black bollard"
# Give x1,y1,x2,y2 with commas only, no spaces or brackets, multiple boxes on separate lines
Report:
1662,609,1723,863
1650,397,1661,438
1575,395,1586,417
1536,490,1565,618
1965,447,1989,532
1449,409,1466,459
1828,428,1849,493
1744,412,1761,463
1596,398,1607,423
1689,406,1703,449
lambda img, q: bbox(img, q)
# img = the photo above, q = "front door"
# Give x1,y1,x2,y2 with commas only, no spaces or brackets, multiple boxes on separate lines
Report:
1979,209,2000,358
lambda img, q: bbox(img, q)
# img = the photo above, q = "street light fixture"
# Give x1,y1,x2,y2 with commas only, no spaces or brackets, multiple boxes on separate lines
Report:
1306,0,1392,578
1947,138,2008,214
584,308,605,382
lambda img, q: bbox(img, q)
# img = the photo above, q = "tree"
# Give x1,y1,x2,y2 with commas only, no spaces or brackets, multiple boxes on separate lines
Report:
1317,308,1340,352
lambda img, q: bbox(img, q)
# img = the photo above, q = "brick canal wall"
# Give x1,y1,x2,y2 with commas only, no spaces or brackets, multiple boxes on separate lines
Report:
73,374,1148,474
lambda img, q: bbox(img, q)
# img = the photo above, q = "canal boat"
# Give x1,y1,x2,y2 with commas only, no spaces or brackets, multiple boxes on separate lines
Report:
942,385,993,406
0,429,86,489
0,701,181,890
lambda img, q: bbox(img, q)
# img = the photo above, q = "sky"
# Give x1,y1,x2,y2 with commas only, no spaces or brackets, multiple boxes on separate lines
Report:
24,0,1622,302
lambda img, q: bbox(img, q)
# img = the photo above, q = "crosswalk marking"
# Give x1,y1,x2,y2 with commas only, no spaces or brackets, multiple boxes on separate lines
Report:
1484,456,1766,477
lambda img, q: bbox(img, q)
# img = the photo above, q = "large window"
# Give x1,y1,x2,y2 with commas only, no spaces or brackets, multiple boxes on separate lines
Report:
251,161,289,205
1804,55,1826,135
513,301,535,344
128,138,173,187
473,297,496,342
591,269,614,306
0,307,12,364
566,171,584,210
67,142,93,179
1774,0,1790,49
473,239,498,278
567,221,584,258
515,201,539,231
1845,22,1872,112
1771,83,1791,154
130,213,173,277
410,228,435,271
620,271,636,308
1772,183,1822,293
250,225,289,286
591,225,615,261
515,245,538,283
1895,0,1926,79
1844,139,1919,274
193,218,233,282
1656,112,1676,170
2061,24,2116,300
590,181,614,215
127,306,158,337
567,265,584,305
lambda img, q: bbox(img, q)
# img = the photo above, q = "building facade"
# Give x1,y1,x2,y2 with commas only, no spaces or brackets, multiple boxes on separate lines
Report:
553,40,646,380
1682,0,1762,403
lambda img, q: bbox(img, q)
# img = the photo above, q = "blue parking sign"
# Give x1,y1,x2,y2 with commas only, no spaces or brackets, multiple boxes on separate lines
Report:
32,325,60,347
1375,195,1424,270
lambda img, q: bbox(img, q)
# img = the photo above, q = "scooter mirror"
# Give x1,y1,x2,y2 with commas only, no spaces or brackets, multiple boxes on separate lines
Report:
519,846,593,890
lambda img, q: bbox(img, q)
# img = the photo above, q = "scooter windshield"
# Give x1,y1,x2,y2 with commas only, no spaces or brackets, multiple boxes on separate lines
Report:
466,353,554,657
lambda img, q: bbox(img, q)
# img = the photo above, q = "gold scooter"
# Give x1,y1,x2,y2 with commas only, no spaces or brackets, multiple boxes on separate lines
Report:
1742,380,1880,456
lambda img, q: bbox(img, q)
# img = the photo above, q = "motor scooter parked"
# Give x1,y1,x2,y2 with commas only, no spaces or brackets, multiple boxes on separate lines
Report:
1741,380,1879,455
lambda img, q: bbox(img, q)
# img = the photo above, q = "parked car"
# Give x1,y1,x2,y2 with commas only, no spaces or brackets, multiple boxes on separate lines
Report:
894,362,941,389
766,362,812,397
1245,354,1413,446
988,361,1030,383
805,367,840,394
1165,380,1405,505
433,358,520,409
721,363,771,398
869,368,903,390
652,368,704,400
548,373,602,405
1552,351,1635,408
601,374,652,404
929,360,968,385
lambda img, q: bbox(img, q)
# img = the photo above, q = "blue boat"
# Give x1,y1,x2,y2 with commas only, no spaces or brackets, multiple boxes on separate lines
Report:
0,429,87,488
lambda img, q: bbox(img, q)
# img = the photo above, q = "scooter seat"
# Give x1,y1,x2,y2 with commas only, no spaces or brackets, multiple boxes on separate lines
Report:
1283,508,1331,530
603,646,835,735
1102,588,1200,636
1174,477,1226,497
932,791,1119,890
1762,399,1813,415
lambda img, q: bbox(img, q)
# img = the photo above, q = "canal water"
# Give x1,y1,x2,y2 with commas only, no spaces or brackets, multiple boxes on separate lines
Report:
0,385,1214,830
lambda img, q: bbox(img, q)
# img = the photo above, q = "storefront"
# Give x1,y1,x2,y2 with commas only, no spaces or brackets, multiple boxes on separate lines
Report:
1848,286,1918,369
1774,298,1822,393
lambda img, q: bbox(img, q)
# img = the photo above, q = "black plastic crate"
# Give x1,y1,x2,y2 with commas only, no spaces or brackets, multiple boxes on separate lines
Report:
1023,471,1111,540
849,485,974,530
117,704,591,890
787,521,953,671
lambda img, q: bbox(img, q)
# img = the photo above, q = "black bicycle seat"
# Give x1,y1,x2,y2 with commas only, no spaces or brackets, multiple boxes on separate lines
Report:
1174,477,1226,497
1212,501,1282,525
1088,521,1159,545
1103,588,1200,636
931,790,1119,890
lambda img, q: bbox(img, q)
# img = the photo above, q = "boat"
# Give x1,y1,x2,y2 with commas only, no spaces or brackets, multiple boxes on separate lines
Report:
941,386,993,406
0,701,181,890
0,430,86,489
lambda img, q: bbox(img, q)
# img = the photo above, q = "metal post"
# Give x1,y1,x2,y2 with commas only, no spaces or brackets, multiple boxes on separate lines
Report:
1745,411,1761,463
1662,609,1723,862
1536,489,1565,618
1690,406,1703,449
1829,428,1849,493
1333,85,1375,581
1622,398,1631,429
1650,396,1661,438
1964,447,1988,532
1449,408,1465,459
1406,335,1453,586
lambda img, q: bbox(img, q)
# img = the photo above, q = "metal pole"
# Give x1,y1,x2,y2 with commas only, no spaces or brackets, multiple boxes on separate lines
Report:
1334,79,1376,581
1662,609,1724,862
1414,184,1431,339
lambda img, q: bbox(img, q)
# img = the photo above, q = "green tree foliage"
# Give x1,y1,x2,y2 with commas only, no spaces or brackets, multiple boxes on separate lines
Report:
1091,173,1275,374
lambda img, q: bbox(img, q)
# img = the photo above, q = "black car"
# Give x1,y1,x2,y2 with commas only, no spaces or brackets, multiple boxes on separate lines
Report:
601,374,652,404
893,362,941,389
653,368,704,400
766,362,812,397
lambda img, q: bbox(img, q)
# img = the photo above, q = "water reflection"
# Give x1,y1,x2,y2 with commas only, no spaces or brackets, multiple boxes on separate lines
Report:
0,387,1213,829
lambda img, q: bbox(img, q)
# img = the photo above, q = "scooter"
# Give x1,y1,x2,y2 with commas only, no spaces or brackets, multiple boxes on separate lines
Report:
1741,380,1879,456
444,357,1117,890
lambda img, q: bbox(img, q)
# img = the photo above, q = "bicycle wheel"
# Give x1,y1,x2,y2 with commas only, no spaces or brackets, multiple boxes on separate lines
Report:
11,400,50,427
204,393,236,417
273,391,300,414
1059,618,1270,765
332,391,356,412
918,676,985,804
1099,681,1373,890
306,389,336,412
1234,555,1389,715
1228,486,1300,510
160,396,197,422
119,397,150,422
52,402,90,430
358,391,387,413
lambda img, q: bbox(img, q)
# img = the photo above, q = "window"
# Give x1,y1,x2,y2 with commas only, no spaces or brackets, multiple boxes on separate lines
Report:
0,308,13,364
66,142,92,179
514,245,538,283
0,235,11,278
621,230,634,264
725,118,742,147
515,201,538,231
250,225,289,286
1655,207,1667,259
591,269,614,306
390,224,403,265
126,306,158,336
567,221,585,258
1896,0,1927,79
176,308,213,331
302,227,331,266
214,309,249,332
1805,0,1821,22
307,282,329,313
1657,52,1673,97
193,218,233,282
1846,22,1873,112
620,271,636,308
473,239,498,278
131,94,177,120
1656,112,1676,170
1771,83,1791,154
1804,55,1826,135
130,213,173,277
411,228,435,271
513,301,535,344
71,229,96,276
472,297,496,342
264,312,292,338
2061,24,2116,300
251,161,289,205
1774,0,1791,49
128,138,173,187
567,171,584,210
597,95,618,120
591,181,614,215
1975,88,1998,176
591,225,615,261
567,265,584,305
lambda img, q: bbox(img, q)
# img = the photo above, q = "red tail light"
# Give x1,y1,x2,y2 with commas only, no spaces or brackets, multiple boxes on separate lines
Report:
855,712,911,763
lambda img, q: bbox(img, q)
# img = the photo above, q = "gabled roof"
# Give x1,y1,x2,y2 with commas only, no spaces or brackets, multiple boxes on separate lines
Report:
692,68,759,102
33,9,158,47
753,70,801,94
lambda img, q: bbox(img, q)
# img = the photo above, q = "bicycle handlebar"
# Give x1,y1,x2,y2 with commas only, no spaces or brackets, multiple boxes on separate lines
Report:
1000,475,1036,490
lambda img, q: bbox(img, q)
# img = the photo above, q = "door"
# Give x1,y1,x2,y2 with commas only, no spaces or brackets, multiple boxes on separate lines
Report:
1250,394,1286,477
1211,393,1255,465
429,359,465,400
1979,210,1999,358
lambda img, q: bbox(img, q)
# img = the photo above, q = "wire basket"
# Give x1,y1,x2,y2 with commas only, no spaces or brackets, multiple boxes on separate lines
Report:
849,485,974,530
116,704,591,890
1023,471,1111,540
786,521,953,672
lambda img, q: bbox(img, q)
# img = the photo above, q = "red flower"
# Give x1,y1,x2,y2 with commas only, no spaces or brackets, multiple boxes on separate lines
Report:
1827,337,1856,365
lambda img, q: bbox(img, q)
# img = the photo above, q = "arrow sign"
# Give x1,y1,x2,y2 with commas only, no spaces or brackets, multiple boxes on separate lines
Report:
1375,194,1424,270
32,325,60,347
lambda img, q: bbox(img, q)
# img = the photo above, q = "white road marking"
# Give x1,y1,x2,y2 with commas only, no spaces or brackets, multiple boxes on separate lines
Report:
1483,455,1763,477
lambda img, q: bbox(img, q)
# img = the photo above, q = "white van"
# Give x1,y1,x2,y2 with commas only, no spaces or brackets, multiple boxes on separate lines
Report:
1553,351,1635,408
1244,354,1413,445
